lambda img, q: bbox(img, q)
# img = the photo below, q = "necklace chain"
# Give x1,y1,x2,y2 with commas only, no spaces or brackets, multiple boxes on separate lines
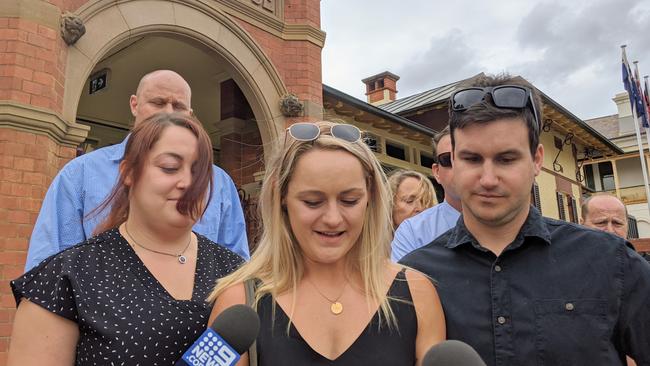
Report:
124,223,191,263
305,277,348,303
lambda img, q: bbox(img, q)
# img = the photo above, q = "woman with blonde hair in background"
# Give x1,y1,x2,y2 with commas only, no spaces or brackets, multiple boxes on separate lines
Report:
388,170,436,229
209,121,445,365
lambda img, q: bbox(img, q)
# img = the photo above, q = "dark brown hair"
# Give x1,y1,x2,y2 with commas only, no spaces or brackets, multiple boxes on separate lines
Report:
91,112,214,234
432,125,450,156
448,73,543,156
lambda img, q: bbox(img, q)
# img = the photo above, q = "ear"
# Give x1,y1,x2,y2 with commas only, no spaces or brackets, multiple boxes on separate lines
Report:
120,161,132,187
129,95,138,117
533,143,544,176
431,163,441,183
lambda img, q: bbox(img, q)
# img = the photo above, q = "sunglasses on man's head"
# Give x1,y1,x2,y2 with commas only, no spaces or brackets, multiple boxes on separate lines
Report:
436,152,452,168
450,85,539,129
286,122,362,143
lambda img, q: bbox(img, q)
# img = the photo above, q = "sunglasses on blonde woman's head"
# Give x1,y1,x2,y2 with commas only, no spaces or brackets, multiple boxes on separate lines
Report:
436,152,452,168
286,123,362,143
450,85,540,130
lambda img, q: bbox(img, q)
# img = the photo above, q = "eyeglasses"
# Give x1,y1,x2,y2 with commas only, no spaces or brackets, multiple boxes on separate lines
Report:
450,85,539,129
436,152,452,168
286,122,362,143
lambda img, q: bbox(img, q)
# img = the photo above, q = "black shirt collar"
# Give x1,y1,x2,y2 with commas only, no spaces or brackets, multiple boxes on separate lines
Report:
445,206,552,250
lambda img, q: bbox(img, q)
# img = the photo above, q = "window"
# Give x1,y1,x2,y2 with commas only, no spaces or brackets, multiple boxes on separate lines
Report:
386,141,407,161
420,152,435,168
598,162,615,191
364,134,381,153
584,164,595,190
531,182,542,213
567,196,578,223
556,192,566,221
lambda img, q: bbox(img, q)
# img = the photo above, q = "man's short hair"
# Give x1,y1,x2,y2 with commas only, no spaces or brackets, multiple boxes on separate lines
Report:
432,125,450,156
448,73,543,156
581,193,628,219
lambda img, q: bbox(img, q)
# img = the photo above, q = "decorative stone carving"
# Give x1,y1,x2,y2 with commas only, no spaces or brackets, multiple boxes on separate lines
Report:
280,93,304,117
60,12,86,46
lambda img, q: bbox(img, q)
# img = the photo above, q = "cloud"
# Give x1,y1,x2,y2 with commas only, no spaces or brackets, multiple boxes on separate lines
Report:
395,30,482,97
512,0,650,117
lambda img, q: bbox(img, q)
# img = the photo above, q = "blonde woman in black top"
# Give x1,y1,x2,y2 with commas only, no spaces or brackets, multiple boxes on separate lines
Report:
209,121,445,365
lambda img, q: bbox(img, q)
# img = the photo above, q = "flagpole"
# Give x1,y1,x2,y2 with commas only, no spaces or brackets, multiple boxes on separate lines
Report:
623,47,650,214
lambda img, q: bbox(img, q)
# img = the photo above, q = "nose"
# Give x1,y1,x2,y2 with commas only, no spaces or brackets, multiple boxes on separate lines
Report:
479,161,499,189
413,202,423,214
162,102,174,114
176,168,192,190
604,222,615,234
322,202,343,227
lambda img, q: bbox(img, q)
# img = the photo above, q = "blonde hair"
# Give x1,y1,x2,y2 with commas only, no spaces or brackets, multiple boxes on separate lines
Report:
208,121,396,327
388,170,436,210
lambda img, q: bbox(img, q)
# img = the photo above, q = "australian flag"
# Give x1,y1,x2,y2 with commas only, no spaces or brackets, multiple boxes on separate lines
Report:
622,47,650,128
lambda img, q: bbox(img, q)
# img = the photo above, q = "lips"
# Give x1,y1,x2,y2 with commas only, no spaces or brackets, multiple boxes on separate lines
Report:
315,230,344,237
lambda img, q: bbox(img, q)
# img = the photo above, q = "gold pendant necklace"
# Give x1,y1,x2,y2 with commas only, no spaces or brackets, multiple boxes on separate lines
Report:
306,277,348,315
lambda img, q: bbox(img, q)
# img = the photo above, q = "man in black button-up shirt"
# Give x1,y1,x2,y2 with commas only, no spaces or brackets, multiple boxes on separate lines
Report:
400,74,650,366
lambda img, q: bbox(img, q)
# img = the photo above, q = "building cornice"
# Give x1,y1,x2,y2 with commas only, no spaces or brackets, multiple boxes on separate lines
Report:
0,102,89,147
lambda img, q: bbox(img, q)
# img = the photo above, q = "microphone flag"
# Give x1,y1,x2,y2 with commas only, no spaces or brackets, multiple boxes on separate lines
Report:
179,328,240,366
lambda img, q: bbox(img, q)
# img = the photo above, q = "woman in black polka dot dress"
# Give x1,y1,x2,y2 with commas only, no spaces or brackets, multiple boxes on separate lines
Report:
8,113,244,365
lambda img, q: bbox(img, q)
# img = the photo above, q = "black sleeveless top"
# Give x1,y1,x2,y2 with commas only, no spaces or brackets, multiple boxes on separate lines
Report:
255,269,417,365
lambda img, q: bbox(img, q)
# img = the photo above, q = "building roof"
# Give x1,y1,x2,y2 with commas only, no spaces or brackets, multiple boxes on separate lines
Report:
584,114,620,139
377,74,621,155
322,84,435,136
379,74,480,115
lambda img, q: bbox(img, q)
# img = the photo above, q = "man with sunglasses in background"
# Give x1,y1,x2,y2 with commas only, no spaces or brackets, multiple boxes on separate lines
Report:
391,126,461,261
400,74,650,365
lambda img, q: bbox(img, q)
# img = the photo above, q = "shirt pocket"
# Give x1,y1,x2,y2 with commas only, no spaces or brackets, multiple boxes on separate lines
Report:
533,299,612,366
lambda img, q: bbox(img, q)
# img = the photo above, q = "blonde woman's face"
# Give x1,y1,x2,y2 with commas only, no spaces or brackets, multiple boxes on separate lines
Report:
392,177,424,227
285,149,368,265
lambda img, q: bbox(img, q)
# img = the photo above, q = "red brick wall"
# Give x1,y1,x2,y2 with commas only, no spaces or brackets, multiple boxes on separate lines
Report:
0,18,66,114
235,0,323,107
0,128,76,363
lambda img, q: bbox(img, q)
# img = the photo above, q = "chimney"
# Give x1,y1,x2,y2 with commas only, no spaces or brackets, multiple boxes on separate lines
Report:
362,71,400,106
613,92,634,135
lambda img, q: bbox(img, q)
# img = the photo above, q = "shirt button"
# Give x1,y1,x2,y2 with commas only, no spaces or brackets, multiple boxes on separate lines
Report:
565,303,575,311
494,265,502,272
497,316,506,324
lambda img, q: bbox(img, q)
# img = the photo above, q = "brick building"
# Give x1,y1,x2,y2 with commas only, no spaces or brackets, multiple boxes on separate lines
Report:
0,0,324,361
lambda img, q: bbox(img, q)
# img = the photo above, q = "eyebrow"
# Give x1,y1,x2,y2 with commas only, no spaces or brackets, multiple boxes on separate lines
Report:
153,152,184,162
296,187,366,196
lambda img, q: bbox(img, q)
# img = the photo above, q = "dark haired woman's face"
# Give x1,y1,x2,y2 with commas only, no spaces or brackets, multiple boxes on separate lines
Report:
127,125,199,230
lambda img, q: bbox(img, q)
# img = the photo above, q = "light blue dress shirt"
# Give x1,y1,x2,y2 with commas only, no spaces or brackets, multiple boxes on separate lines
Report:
25,138,249,270
391,201,460,262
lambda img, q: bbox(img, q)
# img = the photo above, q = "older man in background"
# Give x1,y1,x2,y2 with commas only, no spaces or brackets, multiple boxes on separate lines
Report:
25,70,249,270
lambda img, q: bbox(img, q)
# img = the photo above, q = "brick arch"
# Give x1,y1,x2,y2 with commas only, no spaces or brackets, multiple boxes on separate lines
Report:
62,0,287,152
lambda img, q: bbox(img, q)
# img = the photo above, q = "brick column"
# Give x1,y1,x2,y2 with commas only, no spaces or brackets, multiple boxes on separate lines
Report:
0,1,89,361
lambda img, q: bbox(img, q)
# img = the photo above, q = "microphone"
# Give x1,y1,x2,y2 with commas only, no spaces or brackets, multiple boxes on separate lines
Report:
422,340,487,366
176,304,260,366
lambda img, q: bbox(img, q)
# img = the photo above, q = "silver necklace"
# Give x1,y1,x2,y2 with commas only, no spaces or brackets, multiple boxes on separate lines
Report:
124,223,191,264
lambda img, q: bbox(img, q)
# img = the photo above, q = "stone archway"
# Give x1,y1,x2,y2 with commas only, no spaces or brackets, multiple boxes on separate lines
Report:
62,0,287,152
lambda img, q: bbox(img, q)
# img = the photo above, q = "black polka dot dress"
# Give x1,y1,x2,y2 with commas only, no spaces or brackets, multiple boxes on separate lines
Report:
11,228,244,365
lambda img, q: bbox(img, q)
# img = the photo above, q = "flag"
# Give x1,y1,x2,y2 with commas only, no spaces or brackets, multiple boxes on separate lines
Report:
623,47,650,128
633,62,650,128
644,76,650,117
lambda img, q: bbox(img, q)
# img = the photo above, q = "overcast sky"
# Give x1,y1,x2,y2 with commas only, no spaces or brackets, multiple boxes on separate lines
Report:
321,0,650,121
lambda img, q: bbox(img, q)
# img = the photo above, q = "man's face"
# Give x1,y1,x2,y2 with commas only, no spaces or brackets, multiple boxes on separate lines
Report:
432,135,459,201
452,118,543,228
129,72,192,125
582,196,628,238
